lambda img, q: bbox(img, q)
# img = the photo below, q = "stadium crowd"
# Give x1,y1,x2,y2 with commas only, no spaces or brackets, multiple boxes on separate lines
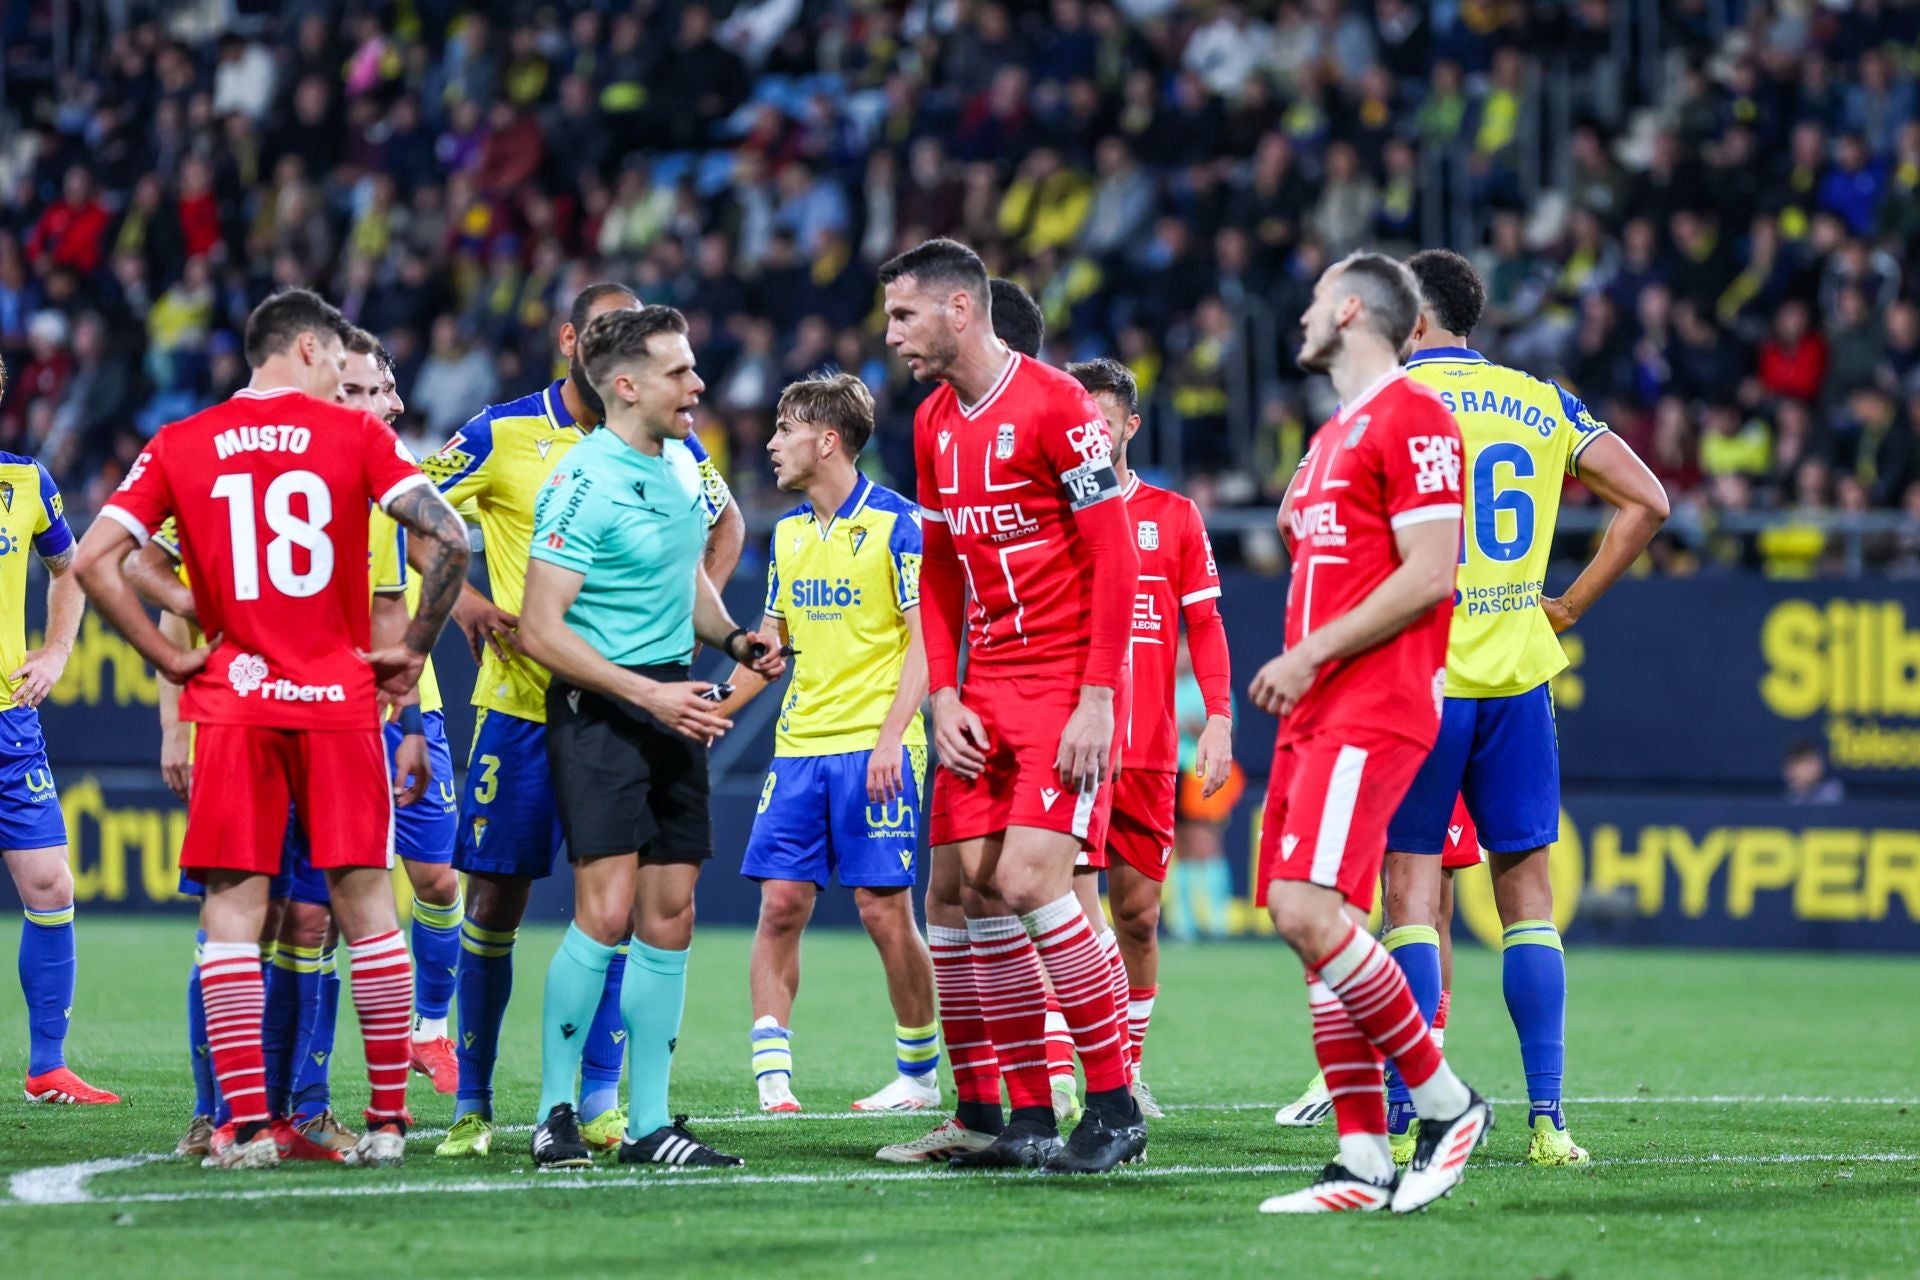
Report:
3,0,1920,573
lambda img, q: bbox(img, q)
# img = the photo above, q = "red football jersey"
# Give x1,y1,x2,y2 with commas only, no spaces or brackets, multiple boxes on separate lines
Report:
1123,474,1224,772
101,387,427,730
1280,371,1463,746
915,352,1125,681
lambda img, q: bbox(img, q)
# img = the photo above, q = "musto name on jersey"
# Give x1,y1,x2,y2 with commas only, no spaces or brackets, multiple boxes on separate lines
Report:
214,425,314,458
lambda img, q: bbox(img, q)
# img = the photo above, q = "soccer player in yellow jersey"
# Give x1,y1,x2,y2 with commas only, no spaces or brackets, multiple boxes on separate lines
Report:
0,357,119,1107
1380,250,1668,1167
424,283,743,1158
710,374,940,1116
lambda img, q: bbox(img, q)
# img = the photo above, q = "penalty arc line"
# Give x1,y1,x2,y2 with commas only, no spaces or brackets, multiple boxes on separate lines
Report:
3,1150,1913,1209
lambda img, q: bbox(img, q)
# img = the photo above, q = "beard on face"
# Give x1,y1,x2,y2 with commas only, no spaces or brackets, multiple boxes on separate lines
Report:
569,349,608,420
1296,321,1339,375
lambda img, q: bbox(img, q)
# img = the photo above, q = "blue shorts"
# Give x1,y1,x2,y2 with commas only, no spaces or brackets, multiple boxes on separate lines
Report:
178,810,330,904
387,710,456,865
1387,684,1560,856
452,709,565,879
741,748,924,890
0,705,66,852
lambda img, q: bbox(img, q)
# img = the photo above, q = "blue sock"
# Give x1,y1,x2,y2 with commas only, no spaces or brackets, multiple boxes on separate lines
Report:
539,925,619,1119
454,917,517,1121
410,892,462,1022
263,943,322,1115
579,944,628,1122
1382,924,1443,1108
1165,862,1196,941
289,950,340,1121
620,938,688,1142
1502,919,1567,1125
187,930,217,1117
20,904,75,1076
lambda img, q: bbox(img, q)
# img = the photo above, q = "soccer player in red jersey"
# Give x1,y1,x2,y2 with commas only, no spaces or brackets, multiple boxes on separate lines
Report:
73,289,471,1171
1066,357,1233,1117
1249,254,1491,1214
882,239,1145,1174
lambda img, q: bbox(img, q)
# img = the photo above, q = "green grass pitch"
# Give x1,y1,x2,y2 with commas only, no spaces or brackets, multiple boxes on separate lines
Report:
0,919,1915,1279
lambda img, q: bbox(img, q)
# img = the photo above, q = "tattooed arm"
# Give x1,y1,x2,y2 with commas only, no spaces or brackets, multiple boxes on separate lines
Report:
363,482,470,697
11,546,82,708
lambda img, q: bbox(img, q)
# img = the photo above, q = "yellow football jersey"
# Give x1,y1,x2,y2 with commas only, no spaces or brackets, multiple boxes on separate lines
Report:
421,380,732,723
1407,347,1610,698
764,476,925,756
0,455,74,699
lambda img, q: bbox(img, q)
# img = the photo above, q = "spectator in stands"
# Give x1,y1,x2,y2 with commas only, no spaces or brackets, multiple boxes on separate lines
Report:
1782,741,1845,805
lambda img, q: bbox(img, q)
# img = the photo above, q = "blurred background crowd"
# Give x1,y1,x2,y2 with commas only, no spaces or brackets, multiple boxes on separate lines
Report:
4,0,1920,575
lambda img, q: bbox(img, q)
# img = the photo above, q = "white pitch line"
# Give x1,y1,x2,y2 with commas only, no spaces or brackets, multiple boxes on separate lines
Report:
3,1150,1913,1209
7,1153,170,1205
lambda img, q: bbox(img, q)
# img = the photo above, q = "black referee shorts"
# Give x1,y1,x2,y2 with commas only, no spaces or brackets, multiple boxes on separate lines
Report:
545,665,712,865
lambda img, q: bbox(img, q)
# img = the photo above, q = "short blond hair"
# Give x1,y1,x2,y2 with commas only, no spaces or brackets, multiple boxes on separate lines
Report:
776,372,876,454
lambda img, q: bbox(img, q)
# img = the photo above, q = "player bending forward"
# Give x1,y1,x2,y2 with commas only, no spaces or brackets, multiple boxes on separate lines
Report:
75,288,471,1170
1249,254,1489,1215
1066,357,1233,1117
884,238,1145,1174
712,373,941,1115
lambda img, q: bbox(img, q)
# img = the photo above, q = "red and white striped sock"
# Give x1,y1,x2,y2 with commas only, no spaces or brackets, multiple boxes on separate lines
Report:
929,925,1000,1108
1433,988,1452,1047
200,941,269,1128
1043,995,1075,1086
1022,895,1131,1095
1127,984,1158,1073
1315,923,1468,1122
1097,929,1132,1077
1306,976,1392,1183
967,915,1052,1111
346,930,414,1123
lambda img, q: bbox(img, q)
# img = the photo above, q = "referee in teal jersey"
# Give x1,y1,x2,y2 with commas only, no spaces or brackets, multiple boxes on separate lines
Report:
518,305,785,1169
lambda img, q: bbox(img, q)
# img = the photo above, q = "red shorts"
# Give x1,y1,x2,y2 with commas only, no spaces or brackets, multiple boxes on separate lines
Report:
1255,726,1431,914
930,674,1118,853
1102,768,1176,881
181,723,392,876
1442,794,1484,870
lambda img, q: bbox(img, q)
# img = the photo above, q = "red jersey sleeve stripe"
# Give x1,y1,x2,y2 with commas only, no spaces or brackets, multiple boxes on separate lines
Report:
1388,503,1462,531
97,504,152,546
1179,585,1222,606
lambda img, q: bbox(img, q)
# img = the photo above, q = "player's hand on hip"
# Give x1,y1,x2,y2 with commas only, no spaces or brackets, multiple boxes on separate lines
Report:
359,645,428,699
1541,595,1578,634
1250,649,1316,718
453,592,519,664
931,688,989,780
637,680,734,741
8,646,67,709
867,730,906,803
1055,687,1115,791
392,732,430,808
1196,714,1234,798
159,633,220,687
160,723,193,803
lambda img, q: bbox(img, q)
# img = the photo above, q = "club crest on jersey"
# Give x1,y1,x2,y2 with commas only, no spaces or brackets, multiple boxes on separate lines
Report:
850,526,868,555
1137,520,1159,551
995,423,1016,459
0,481,13,513
1345,414,1371,448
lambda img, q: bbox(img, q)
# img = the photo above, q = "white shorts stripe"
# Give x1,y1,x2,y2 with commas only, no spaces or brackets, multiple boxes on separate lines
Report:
1311,745,1368,889
1071,775,1098,841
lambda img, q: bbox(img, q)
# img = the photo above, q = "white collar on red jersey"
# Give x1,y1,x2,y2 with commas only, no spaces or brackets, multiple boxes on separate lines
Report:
1122,471,1143,501
1335,366,1406,425
956,349,1020,420
231,387,303,399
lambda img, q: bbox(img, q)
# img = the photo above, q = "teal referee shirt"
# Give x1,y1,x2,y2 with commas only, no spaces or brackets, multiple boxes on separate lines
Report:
530,427,707,667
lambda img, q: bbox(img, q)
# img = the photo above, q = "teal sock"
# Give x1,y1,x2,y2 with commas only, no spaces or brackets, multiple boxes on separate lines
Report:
1200,858,1233,937
538,924,619,1118
620,937,689,1142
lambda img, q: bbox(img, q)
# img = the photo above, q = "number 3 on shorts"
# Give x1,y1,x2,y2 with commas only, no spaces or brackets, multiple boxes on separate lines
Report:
474,754,501,805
